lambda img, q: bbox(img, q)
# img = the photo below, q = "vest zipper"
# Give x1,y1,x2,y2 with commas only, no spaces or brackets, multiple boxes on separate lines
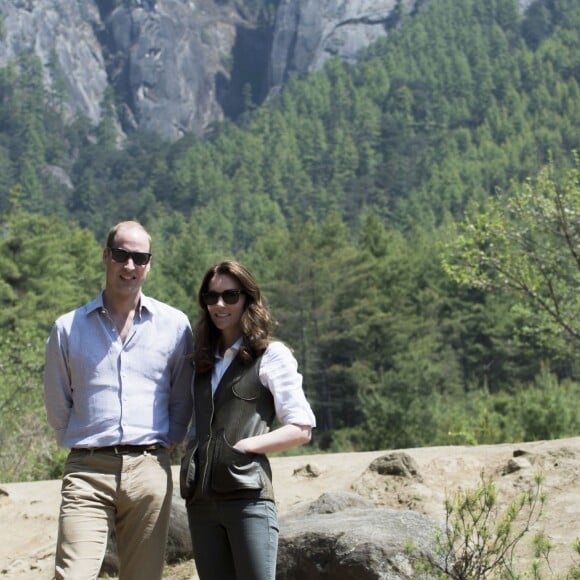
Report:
200,389,215,493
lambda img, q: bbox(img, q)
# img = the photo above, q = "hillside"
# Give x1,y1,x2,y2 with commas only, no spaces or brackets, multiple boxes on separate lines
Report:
1,437,579,578
0,0,579,535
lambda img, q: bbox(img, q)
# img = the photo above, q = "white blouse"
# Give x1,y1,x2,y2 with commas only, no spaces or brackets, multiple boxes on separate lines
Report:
211,338,316,427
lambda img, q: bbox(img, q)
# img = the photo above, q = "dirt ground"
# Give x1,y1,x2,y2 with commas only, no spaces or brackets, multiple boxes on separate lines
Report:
1,436,579,578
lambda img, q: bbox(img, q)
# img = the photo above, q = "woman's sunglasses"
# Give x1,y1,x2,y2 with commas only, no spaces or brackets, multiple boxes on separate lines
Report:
202,290,244,306
108,247,152,266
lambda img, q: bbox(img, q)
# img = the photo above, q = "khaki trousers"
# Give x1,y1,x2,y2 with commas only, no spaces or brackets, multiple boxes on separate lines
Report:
55,447,172,580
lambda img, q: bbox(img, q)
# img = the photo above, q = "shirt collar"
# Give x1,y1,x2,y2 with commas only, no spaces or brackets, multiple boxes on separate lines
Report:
215,337,243,361
84,290,152,317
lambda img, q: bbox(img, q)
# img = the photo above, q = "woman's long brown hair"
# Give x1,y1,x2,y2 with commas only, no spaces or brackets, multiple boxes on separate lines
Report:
192,261,277,374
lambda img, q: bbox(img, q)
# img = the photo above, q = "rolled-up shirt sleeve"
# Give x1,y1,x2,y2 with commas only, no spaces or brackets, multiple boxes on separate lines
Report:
259,341,316,427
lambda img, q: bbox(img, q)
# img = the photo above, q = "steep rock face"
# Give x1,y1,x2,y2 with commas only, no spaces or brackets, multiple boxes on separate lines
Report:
102,0,238,140
0,0,263,140
1,0,413,140
100,1,273,139
0,1,107,125
267,0,538,91
0,0,539,141
267,0,419,92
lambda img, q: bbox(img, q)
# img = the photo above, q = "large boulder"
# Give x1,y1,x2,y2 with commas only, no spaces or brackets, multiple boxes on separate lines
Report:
277,491,443,579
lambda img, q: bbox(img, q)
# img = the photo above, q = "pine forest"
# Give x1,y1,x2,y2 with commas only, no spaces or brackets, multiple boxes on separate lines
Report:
0,0,579,482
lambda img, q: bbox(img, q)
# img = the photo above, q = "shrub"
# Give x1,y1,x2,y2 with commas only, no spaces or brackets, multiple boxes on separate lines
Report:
412,470,580,578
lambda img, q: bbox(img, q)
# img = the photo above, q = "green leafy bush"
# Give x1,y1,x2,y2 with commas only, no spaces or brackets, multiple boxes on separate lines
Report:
411,471,580,578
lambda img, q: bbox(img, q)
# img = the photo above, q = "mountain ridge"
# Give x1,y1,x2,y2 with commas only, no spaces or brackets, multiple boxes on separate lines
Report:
0,0,455,141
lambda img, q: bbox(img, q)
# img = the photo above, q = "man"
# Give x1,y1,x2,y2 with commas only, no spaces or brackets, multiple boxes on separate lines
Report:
44,221,193,580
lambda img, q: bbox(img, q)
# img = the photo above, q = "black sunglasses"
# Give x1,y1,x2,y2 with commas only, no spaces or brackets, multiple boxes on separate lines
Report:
202,289,244,306
108,247,152,266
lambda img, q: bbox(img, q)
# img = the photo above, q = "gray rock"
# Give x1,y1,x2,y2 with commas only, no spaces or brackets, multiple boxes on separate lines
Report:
369,451,423,481
0,0,542,141
0,0,250,140
103,0,234,140
307,491,375,514
502,456,532,474
293,462,322,478
268,0,419,91
0,1,107,125
278,498,443,579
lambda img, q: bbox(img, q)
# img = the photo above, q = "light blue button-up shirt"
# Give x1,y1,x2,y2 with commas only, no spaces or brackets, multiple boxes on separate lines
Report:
44,292,194,449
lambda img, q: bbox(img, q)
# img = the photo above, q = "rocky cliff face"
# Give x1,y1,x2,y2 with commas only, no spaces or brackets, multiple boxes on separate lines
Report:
101,0,240,139
0,0,261,140
0,0,537,141
0,2,107,126
267,0,419,91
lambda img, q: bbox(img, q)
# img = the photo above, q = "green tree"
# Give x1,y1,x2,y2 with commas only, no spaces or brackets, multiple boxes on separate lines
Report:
13,53,46,211
442,157,580,354
96,86,118,151
269,212,358,434
0,208,102,481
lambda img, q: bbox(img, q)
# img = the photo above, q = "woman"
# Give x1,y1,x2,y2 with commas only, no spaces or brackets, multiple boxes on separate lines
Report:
181,260,316,580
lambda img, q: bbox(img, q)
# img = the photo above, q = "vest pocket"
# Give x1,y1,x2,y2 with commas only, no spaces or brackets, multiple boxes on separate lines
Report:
211,432,264,493
179,441,198,499
231,376,261,400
